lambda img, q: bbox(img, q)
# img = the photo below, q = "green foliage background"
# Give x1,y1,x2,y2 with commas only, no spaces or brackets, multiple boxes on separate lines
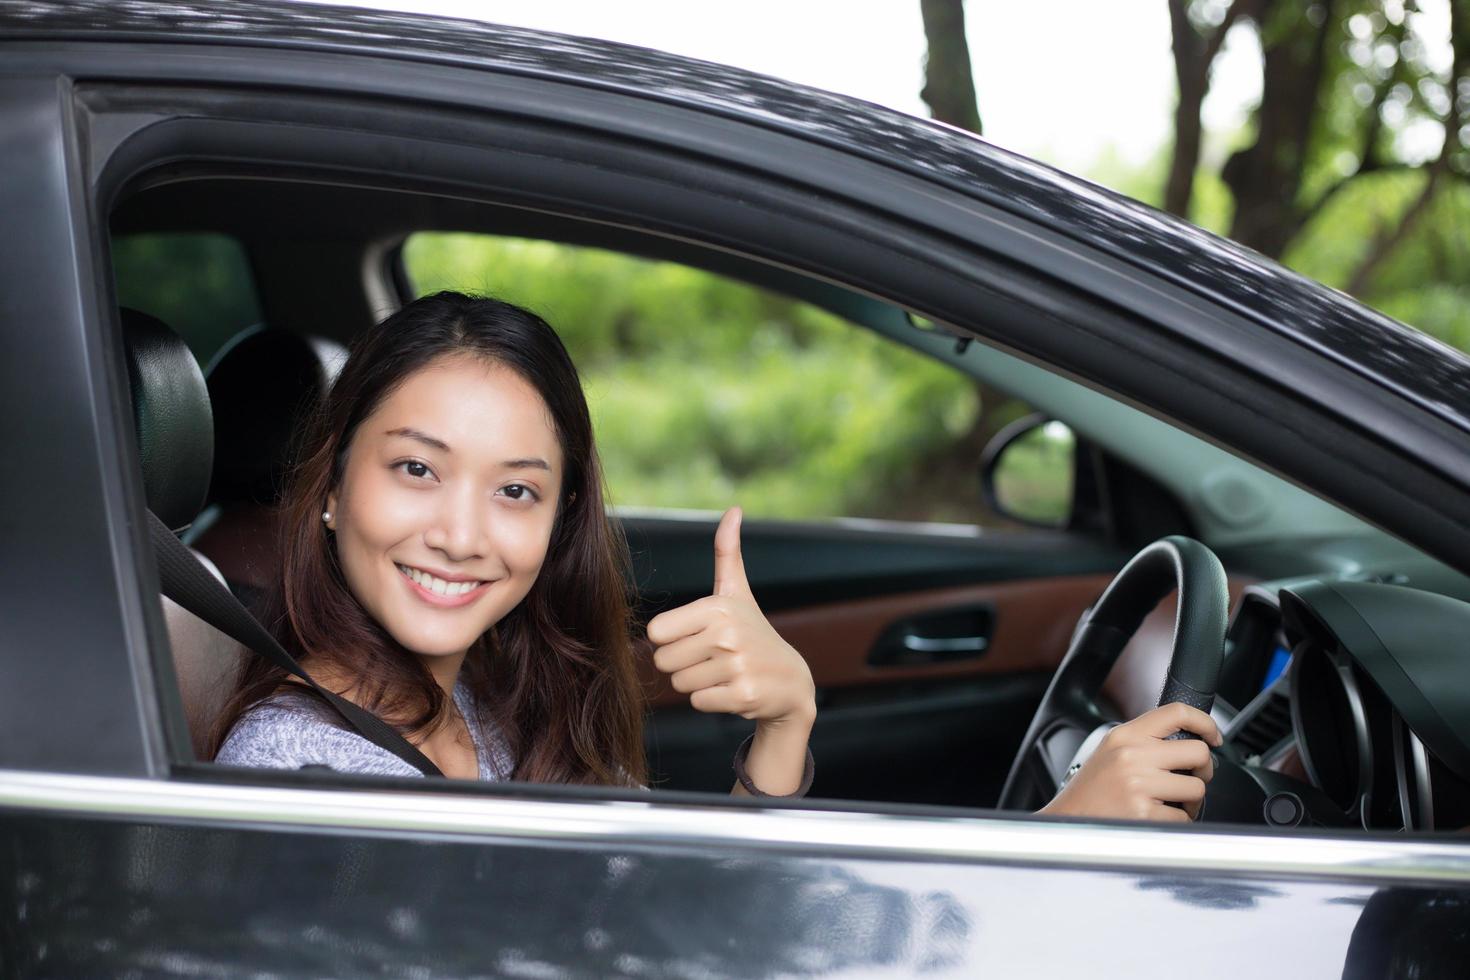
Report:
403,234,989,524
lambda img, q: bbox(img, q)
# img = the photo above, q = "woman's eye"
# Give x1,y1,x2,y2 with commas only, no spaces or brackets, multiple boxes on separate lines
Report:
396,460,434,480
501,484,538,502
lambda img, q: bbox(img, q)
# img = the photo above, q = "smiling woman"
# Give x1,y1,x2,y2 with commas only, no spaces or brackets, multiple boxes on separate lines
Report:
210,291,821,793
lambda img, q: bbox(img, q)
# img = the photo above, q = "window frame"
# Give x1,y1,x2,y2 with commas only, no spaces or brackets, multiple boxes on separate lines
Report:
10,47,1452,883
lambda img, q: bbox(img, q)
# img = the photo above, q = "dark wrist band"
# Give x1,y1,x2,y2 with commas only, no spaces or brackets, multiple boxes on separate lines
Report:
732,732,815,798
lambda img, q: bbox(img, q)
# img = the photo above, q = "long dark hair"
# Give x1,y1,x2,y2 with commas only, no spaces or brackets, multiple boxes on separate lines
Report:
209,291,646,786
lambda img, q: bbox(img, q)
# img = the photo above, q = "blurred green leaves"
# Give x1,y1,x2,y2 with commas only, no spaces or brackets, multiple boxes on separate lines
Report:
404,233,984,522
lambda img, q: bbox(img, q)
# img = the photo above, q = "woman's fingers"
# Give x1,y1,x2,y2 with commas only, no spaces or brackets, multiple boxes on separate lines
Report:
1147,737,1215,782
647,595,729,646
689,683,756,717
1149,803,1195,824
648,597,815,725
1133,701,1222,745
1146,771,1209,821
1125,704,1218,793
1144,771,1209,805
1187,749,1215,785
669,656,734,695
651,632,717,674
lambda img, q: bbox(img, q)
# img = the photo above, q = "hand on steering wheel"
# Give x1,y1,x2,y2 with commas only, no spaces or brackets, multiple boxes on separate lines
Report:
1038,701,1221,822
997,535,1229,821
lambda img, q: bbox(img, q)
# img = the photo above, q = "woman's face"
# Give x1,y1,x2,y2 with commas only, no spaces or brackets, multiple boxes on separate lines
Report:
326,354,565,658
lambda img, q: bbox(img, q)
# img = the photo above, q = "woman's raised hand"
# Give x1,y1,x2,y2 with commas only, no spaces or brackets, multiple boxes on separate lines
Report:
1039,701,1221,822
647,508,816,795
647,508,816,727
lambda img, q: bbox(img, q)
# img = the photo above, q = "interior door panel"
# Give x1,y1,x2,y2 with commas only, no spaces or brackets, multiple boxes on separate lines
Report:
623,515,1130,614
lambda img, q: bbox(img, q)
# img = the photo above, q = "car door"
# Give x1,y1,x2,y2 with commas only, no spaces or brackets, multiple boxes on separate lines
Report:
7,9,1470,978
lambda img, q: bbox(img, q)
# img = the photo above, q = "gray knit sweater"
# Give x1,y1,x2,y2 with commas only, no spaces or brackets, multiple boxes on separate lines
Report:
215,681,514,780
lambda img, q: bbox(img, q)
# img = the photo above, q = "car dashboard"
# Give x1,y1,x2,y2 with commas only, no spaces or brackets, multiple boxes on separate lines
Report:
1216,566,1470,832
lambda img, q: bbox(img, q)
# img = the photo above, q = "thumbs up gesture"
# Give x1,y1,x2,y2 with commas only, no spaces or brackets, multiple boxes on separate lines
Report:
647,508,816,729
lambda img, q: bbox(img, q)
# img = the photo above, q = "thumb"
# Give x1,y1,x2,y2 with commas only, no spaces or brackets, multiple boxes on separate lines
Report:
713,507,751,598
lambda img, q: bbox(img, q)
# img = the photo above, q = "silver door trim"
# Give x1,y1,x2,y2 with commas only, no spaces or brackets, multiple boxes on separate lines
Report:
3,768,1468,884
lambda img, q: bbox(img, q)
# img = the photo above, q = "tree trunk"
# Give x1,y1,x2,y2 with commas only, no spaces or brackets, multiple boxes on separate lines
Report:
1165,1,1259,218
1165,63,1209,217
1225,0,1335,257
920,0,983,132
1166,0,1213,217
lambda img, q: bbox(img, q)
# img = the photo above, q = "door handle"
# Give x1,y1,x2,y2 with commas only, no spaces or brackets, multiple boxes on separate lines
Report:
869,604,995,666
901,632,989,654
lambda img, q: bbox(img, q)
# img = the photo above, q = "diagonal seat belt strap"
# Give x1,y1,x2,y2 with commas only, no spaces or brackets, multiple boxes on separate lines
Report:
147,509,445,778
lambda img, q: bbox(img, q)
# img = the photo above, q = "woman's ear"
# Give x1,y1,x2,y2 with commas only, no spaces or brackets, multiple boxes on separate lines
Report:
324,491,339,530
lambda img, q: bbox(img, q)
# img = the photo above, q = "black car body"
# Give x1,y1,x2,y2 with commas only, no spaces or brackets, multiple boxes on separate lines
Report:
4,1,1470,976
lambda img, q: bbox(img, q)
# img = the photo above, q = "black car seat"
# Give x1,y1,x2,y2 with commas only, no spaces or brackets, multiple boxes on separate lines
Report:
128,313,443,776
190,326,346,598
121,307,246,759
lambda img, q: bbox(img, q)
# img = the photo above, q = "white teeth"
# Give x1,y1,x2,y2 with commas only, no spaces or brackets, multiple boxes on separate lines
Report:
398,564,481,598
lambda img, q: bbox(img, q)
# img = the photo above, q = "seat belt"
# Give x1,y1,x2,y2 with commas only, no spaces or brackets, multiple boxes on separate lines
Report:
147,508,445,778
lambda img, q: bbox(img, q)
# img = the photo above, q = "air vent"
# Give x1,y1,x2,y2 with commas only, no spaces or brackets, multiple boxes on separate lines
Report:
1232,689,1292,757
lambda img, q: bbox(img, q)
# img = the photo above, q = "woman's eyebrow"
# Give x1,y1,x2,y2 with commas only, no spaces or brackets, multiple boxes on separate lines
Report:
386,429,549,470
501,458,551,471
385,427,451,452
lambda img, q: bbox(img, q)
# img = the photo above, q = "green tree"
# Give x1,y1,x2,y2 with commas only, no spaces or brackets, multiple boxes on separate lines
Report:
1160,1,1470,350
913,2,1466,349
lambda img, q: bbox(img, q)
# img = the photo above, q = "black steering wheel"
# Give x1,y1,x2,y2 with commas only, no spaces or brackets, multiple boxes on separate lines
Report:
997,535,1230,811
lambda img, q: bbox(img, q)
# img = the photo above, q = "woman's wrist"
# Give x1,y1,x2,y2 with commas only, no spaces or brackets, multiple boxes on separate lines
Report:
734,729,815,798
755,697,817,738
735,702,816,797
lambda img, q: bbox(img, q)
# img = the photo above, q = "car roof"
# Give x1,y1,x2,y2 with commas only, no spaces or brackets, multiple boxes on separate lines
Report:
8,0,1470,434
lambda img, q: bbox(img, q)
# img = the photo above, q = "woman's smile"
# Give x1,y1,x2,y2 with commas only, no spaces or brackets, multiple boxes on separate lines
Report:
394,562,494,606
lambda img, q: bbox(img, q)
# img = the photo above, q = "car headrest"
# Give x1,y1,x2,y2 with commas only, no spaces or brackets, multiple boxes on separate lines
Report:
122,308,214,532
205,326,347,504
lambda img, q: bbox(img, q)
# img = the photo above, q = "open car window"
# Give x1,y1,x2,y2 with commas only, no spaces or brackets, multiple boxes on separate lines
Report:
106,177,1461,828
400,231,1048,528
82,58,1470,842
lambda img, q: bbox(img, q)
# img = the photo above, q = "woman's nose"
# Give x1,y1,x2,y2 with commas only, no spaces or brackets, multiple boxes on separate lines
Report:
423,486,487,560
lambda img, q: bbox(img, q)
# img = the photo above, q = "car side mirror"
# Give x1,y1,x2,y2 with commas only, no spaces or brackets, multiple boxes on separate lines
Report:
981,415,1077,528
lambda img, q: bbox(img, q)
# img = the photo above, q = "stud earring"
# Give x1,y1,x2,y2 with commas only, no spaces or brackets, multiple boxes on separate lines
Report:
322,511,333,524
